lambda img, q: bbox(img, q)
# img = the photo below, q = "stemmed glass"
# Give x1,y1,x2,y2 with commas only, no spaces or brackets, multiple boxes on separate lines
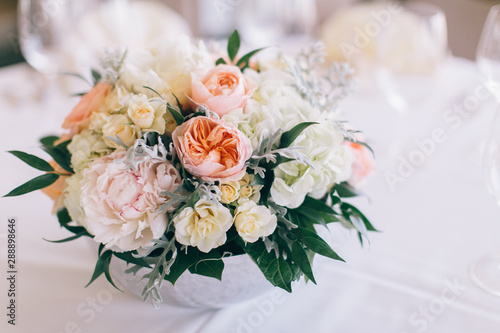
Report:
17,0,75,76
375,2,448,165
375,1,448,116
470,5,500,296
236,0,317,49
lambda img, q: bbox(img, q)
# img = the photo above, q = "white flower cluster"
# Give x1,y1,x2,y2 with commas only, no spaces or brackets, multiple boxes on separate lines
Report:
224,67,354,208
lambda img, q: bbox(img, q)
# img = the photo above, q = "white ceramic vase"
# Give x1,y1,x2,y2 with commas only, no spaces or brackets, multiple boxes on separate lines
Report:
109,253,275,309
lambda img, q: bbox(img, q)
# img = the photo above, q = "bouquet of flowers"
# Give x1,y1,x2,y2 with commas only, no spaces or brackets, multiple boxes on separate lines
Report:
6,31,375,306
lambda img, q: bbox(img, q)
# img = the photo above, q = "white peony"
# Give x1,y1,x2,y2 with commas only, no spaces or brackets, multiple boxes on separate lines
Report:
80,149,182,252
173,199,233,253
234,200,277,243
119,36,213,107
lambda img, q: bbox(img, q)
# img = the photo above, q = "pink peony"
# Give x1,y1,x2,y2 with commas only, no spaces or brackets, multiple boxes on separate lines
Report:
190,64,253,117
81,149,181,252
172,116,252,181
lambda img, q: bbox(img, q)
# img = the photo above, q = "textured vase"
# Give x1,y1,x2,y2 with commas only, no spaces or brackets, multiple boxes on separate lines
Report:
109,253,275,309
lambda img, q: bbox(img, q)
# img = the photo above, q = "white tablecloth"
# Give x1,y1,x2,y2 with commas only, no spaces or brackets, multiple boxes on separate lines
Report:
1,58,500,333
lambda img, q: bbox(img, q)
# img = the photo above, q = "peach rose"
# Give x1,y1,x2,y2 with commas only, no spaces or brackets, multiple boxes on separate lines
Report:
41,160,69,213
347,142,375,187
62,82,111,137
190,64,253,117
172,116,252,181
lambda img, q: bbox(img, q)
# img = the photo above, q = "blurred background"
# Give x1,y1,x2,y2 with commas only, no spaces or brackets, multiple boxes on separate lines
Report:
0,0,499,68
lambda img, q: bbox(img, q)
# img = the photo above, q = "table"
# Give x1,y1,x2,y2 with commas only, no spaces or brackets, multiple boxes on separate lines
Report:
1,58,500,333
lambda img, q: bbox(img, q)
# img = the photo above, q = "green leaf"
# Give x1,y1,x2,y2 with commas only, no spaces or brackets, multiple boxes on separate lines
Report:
171,93,184,113
43,147,73,173
227,30,241,63
279,122,318,149
143,85,163,98
164,248,199,284
8,151,54,172
236,48,265,70
301,196,335,215
91,68,101,85
4,173,59,197
167,104,185,125
60,71,92,86
341,202,378,232
296,209,327,227
295,196,342,225
243,240,293,292
113,252,151,268
215,57,226,66
56,208,92,235
40,135,59,147
300,228,344,262
291,242,316,284
86,250,120,290
44,230,89,243
333,182,359,198
188,250,224,281
57,208,72,225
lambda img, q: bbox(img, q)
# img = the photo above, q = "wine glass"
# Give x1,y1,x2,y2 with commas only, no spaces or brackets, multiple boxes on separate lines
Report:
236,0,317,50
17,0,74,76
470,4,500,296
374,2,448,165
375,1,448,116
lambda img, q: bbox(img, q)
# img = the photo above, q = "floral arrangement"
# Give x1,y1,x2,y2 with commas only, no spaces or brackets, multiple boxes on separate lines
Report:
6,31,375,306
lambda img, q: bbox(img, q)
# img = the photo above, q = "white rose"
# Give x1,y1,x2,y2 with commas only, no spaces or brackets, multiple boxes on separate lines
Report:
238,173,262,203
219,181,240,204
81,149,182,252
234,200,277,243
173,199,232,253
127,93,156,128
102,114,141,148
126,93,166,133
103,84,129,112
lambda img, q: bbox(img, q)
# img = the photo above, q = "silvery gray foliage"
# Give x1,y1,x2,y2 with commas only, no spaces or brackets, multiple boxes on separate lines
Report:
263,236,280,258
284,42,355,115
193,181,223,205
99,49,127,83
268,199,297,231
157,187,186,213
132,233,178,308
114,132,174,171
247,129,314,178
